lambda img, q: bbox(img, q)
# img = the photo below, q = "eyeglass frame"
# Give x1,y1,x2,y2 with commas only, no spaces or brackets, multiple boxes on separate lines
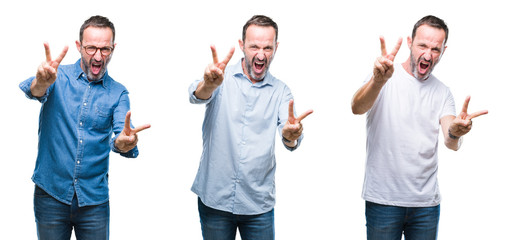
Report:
81,45,115,56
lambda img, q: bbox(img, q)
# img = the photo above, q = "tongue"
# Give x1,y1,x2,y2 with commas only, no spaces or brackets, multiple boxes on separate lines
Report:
419,62,429,74
91,64,101,75
254,63,264,72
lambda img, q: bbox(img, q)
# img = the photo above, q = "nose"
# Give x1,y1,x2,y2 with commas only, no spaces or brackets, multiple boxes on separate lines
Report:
255,51,266,61
93,50,103,61
422,50,432,61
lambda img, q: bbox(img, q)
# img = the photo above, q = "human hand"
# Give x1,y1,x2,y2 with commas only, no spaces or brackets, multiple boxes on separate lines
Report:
35,42,68,88
282,100,313,143
203,45,235,89
449,96,488,138
372,36,402,84
114,111,151,153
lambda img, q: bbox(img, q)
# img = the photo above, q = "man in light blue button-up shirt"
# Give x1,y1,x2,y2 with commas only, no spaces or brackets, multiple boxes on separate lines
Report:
189,15,313,240
20,16,150,240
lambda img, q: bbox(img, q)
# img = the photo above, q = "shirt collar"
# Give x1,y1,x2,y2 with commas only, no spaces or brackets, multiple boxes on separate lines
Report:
231,58,273,87
73,59,110,88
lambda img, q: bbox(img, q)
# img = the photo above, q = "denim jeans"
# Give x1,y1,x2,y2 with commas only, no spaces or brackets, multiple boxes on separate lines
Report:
365,201,440,240
34,185,109,240
198,198,274,240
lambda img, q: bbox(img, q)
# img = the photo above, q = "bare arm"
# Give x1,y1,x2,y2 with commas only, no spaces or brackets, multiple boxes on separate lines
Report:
351,36,402,115
440,96,488,151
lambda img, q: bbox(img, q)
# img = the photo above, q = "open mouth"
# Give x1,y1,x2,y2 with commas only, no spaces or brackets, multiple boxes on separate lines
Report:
418,59,431,75
91,61,103,75
253,60,265,73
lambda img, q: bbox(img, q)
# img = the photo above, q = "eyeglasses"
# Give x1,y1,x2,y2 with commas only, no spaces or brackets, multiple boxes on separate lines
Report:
82,45,114,56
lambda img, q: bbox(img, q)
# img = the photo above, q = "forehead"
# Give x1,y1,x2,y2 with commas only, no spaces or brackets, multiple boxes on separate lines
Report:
82,27,114,45
244,25,276,44
413,24,446,46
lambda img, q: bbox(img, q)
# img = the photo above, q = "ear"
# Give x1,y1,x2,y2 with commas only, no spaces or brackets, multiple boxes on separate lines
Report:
238,39,244,52
440,45,447,58
275,42,279,52
75,40,81,51
406,36,412,49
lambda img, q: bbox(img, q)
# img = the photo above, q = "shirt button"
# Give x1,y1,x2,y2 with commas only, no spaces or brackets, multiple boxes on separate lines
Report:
74,179,77,183
77,161,80,164
80,140,83,144
79,122,83,126
83,102,87,106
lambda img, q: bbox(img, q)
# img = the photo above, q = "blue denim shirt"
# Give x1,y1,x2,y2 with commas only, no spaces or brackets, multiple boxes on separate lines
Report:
189,59,303,215
20,59,138,207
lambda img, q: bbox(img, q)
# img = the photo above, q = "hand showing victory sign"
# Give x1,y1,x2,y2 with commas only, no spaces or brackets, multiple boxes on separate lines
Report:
373,36,402,84
282,100,313,146
203,45,235,88
449,96,488,138
114,111,151,153
31,43,69,97
194,45,235,100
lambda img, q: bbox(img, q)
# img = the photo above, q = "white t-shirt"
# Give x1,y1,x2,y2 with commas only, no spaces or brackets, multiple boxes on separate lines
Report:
362,63,456,207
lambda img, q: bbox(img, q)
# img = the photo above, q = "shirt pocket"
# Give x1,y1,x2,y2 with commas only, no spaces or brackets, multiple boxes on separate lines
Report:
92,105,113,131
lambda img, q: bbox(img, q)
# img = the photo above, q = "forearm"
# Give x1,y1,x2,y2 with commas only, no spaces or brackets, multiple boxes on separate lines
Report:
444,128,462,151
441,116,462,151
194,81,217,100
351,77,384,115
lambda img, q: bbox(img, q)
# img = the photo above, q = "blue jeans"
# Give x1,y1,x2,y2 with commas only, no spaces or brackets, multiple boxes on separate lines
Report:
365,201,440,240
198,198,274,240
34,185,109,240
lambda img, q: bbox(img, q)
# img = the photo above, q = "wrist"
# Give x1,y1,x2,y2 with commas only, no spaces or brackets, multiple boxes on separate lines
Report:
448,129,459,140
282,136,297,146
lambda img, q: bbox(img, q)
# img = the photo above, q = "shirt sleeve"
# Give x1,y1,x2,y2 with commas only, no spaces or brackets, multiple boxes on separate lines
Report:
188,79,217,104
19,76,53,103
440,87,456,118
110,90,139,158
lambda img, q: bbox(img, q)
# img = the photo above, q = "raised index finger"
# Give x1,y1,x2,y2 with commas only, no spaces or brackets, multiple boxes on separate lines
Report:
379,36,387,56
124,111,132,133
288,99,295,119
461,96,471,114
44,42,52,62
210,45,219,64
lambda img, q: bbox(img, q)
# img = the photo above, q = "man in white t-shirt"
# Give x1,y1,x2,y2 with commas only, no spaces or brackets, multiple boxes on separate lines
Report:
351,15,488,240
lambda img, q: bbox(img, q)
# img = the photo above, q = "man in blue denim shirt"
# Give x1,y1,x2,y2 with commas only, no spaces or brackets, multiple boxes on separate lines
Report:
19,16,150,240
189,15,313,240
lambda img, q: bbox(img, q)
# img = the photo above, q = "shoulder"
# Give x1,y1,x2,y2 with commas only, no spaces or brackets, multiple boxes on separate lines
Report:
106,76,128,93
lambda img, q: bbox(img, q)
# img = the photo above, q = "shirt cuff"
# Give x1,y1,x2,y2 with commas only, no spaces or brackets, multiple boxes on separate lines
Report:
19,77,49,103
282,134,303,151
110,135,139,158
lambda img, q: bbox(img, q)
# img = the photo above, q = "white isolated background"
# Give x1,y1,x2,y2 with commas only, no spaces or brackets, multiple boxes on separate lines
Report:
1,0,505,239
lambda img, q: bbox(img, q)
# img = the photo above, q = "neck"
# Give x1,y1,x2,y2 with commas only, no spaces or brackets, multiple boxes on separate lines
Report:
402,58,413,77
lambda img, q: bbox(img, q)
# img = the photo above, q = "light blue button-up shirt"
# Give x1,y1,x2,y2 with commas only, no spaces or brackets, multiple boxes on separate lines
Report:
189,59,303,215
20,59,138,207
